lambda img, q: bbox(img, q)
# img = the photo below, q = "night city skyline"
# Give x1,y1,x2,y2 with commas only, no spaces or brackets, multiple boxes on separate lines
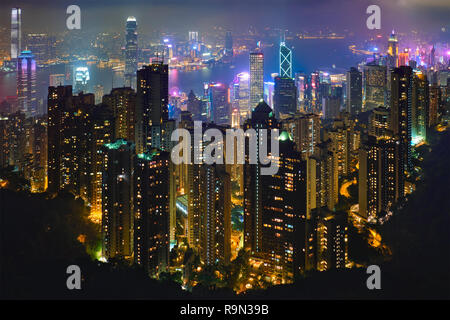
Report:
0,0,449,307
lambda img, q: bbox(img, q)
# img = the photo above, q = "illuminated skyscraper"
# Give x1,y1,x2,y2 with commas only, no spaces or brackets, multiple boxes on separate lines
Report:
234,72,250,118
324,115,358,178
321,96,340,120
309,208,348,271
346,67,362,115
411,72,429,144
282,113,321,160
88,105,114,222
243,101,280,254
428,85,440,127
295,73,307,110
274,76,297,118
136,63,169,153
390,66,413,173
187,90,203,121
125,16,138,89
246,128,307,282
250,51,264,109
47,87,96,195
369,106,390,138
306,142,339,217
225,31,233,57
134,149,171,276
362,64,386,111
359,135,403,221
49,74,65,87
208,83,230,125
17,50,37,118
74,66,90,94
279,38,292,78
101,139,134,260
103,87,136,141
387,30,399,68
200,164,231,265
11,8,22,62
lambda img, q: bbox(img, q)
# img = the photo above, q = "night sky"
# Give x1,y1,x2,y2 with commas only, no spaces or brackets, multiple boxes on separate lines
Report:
0,0,449,35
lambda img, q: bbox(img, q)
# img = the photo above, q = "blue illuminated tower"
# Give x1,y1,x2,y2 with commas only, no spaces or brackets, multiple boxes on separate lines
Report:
279,34,292,78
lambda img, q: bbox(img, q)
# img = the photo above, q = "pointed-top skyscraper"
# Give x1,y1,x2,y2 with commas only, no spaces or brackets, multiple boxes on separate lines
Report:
279,32,292,78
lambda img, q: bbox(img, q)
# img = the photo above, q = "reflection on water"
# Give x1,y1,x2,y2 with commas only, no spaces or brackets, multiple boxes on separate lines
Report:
0,39,361,102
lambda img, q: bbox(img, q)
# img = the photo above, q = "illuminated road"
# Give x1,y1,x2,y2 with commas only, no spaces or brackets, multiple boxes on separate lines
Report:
339,178,356,198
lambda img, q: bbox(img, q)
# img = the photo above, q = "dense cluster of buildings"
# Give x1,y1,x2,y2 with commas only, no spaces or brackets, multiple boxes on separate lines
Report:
1,9,449,287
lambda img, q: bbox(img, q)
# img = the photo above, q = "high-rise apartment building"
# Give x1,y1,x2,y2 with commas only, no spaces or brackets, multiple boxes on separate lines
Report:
101,139,134,260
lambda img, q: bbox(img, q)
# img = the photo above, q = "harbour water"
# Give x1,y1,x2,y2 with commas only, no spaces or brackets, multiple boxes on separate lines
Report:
0,39,364,104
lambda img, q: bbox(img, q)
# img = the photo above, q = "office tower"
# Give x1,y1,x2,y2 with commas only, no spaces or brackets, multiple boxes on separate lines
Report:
309,208,348,271
398,49,409,67
324,116,357,178
428,85,440,127
47,86,96,194
243,101,280,254
11,8,22,62
125,16,138,89
103,87,136,141
250,51,264,109
274,76,297,118
17,50,37,118
390,66,413,173
136,63,169,153
134,149,171,276
101,139,134,260
187,90,203,121
362,64,386,111
94,85,104,105
369,106,390,138
264,81,275,109
359,135,403,221
74,67,90,93
387,30,399,68
189,31,199,43
208,83,230,125
321,96,340,120
411,72,429,144
279,38,292,78
225,31,233,57
282,113,321,160
295,73,307,110
26,33,54,65
231,108,240,128
49,74,65,87
200,165,231,265
234,72,250,118
346,67,362,115
306,140,339,218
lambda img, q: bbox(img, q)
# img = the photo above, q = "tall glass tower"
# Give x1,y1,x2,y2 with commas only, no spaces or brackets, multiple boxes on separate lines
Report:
250,51,264,110
17,50,36,117
125,16,138,89
11,8,22,62
279,37,292,78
